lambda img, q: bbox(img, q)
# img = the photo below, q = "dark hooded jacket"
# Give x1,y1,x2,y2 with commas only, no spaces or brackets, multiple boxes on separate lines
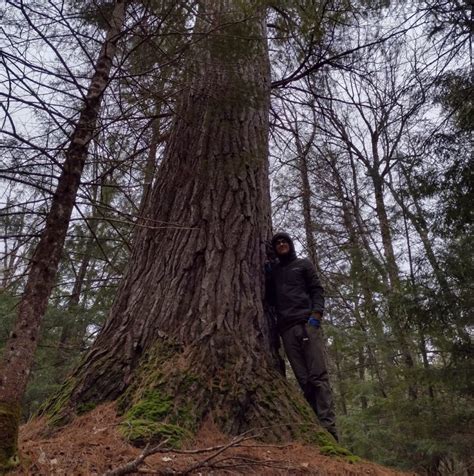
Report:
267,232,325,333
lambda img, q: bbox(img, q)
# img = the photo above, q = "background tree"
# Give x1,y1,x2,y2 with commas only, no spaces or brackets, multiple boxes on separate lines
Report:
0,0,128,469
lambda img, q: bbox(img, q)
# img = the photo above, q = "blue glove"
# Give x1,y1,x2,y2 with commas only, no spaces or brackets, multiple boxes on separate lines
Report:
308,317,320,328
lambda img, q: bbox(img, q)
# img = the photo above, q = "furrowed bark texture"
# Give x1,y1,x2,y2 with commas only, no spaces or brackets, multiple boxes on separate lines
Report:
0,1,126,469
53,1,315,441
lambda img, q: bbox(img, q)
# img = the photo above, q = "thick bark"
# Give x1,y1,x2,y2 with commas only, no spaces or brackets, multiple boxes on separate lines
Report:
48,1,318,443
0,1,126,469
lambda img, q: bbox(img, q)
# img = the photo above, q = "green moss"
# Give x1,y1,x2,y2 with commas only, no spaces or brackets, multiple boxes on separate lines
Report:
320,444,351,456
38,378,75,426
120,388,195,448
306,431,359,461
0,401,21,472
174,403,197,432
312,430,337,446
77,402,96,415
120,418,191,448
125,390,172,421
117,341,181,415
291,398,314,421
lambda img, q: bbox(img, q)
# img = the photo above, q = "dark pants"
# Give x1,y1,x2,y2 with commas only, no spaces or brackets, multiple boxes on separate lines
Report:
281,322,337,438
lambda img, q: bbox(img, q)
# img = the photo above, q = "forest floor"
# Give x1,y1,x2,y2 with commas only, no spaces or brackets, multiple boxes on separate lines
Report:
13,404,414,476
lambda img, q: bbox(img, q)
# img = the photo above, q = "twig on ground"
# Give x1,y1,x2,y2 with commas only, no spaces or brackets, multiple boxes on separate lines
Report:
209,454,302,471
102,433,258,476
180,432,260,474
103,440,171,476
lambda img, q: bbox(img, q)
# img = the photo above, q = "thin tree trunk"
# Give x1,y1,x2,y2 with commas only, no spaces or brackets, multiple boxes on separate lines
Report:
327,313,348,416
137,110,163,216
45,1,315,444
371,173,400,290
347,152,388,284
292,123,320,270
419,330,435,399
370,171,417,399
387,171,455,304
293,125,348,414
55,171,122,375
331,163,389,398
55,214,100,378
1,199,25,292
400,195,436,401
358,347,368,410
0,1,126,469
299,152,319,268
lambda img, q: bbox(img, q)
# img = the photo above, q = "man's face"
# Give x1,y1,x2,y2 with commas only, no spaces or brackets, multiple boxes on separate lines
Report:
275,238,290,256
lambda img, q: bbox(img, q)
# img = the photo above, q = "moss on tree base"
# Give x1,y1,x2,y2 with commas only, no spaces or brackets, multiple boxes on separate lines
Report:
113,338,357,464
0,401,21,473
42,337,357,463
307,430,360,462
119,388,192,447
38,378,76,428
115,340,301,443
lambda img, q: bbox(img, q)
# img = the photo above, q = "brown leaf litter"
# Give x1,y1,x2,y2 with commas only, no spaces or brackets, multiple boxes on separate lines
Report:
12,404,414,475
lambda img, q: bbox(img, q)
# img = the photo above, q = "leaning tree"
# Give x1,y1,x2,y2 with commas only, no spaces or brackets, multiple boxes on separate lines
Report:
0,0,128,470
45,1,317,445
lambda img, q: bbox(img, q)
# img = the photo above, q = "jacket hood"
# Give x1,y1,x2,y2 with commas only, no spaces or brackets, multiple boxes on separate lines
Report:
271,232,297,262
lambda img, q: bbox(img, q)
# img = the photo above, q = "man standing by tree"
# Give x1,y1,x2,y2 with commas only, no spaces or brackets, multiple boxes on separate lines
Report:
267,232,338,441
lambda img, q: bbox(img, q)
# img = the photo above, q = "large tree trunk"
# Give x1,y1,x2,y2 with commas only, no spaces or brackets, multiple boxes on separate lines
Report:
0,1,127,470
47,1,315,446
